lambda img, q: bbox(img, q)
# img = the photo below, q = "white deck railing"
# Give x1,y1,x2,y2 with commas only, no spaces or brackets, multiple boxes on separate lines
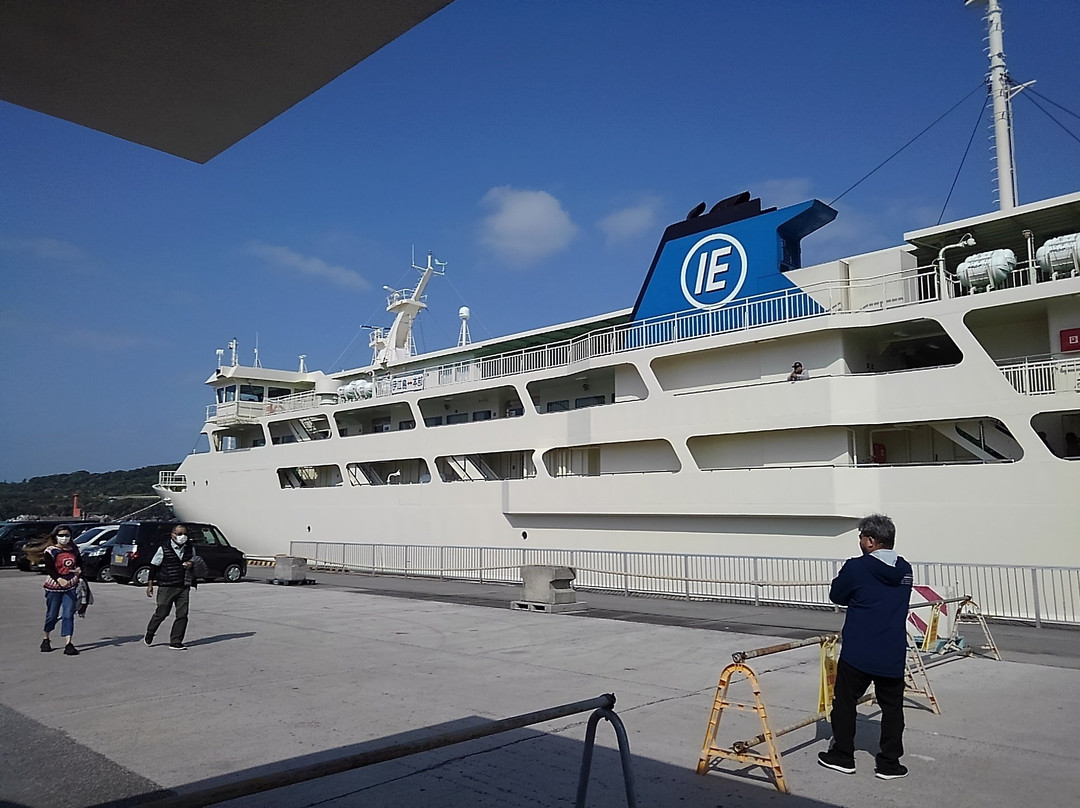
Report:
376,265,940,395
157,471,187,491
997,354,1080,395
209,259,1077,423
208,390,320,421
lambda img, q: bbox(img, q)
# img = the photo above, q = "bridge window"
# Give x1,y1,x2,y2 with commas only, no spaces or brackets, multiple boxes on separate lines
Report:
239,384,264,402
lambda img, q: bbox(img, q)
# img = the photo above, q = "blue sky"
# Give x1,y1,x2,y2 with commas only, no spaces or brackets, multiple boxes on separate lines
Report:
2,0,1079,482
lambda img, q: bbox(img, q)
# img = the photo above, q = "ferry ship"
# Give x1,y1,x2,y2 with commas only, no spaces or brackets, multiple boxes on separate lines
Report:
156,1,1080,570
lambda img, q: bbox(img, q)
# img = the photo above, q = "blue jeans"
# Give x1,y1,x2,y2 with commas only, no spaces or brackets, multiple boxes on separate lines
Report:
44,589,78,637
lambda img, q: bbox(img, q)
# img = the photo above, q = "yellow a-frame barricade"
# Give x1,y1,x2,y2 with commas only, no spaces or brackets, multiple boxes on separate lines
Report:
903,633,941,714
697,595,1000,793
696,635,839,794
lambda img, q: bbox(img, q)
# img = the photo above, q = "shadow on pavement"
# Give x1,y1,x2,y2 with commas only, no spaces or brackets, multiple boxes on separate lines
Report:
185,631,256,648
83,708,860,808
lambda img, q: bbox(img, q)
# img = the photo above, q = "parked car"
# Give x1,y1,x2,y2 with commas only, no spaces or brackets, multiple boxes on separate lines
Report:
14,523,123,576
1,520,101,569
110,521,247,585
73,525,122,582
76,524,120,548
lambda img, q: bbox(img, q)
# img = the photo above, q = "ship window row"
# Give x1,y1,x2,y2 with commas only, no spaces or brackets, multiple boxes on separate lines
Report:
277,451,537,489
271,410,1076,490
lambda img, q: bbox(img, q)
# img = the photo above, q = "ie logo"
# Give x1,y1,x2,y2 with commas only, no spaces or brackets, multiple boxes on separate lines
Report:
679,233,748,310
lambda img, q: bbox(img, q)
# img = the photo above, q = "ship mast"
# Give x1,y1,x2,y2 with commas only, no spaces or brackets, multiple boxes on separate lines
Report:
370,252,446,367
970,0,1031,210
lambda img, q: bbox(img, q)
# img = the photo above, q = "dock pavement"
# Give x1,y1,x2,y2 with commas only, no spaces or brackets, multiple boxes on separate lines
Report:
1,566,1078,808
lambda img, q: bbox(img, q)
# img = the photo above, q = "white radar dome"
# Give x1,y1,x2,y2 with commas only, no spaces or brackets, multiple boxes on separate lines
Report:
459,306,471,320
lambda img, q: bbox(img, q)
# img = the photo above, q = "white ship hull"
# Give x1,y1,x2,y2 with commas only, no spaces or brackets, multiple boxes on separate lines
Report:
159,191,1080,569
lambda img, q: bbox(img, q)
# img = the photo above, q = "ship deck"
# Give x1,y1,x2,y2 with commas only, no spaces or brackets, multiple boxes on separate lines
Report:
2,567,1077,807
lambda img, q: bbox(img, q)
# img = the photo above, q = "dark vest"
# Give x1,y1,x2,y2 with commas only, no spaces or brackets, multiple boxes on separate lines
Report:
154,541,193,587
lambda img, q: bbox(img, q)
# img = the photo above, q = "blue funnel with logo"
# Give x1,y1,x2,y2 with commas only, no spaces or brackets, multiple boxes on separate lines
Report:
630,194,837,322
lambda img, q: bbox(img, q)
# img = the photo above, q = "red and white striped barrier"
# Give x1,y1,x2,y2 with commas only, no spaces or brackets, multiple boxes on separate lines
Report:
908,584,955,646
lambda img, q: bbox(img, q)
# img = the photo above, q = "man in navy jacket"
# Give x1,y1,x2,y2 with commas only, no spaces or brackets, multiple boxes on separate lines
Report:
818,514,913,780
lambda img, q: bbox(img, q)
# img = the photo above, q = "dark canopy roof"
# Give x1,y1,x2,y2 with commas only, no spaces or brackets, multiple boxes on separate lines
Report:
0,1,453,163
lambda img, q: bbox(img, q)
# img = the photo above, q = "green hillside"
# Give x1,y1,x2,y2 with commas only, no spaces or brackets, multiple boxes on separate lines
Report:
0,464,177,521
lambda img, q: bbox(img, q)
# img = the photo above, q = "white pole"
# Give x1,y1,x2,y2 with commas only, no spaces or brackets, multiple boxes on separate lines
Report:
979,0,1018,209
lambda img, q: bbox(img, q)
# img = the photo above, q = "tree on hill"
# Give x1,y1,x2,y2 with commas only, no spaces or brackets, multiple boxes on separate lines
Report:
0,464,178,521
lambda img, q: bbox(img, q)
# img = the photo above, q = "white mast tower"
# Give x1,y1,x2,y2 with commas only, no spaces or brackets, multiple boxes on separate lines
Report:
369,252,446,367
968,0,1033,210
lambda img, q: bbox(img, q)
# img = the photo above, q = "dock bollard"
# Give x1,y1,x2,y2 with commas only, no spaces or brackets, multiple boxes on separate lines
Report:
273,555,310,585
511,565,586,614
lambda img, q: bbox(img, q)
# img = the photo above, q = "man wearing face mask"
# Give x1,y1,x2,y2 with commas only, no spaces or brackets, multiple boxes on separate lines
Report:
144,525,196,650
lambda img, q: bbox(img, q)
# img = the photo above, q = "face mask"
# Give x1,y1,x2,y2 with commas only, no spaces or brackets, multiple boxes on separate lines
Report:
57,535,72,545
173,535,188,545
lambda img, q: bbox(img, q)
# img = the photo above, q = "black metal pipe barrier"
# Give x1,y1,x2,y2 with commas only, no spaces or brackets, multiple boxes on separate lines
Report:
129,694,622,808
576,707,638,808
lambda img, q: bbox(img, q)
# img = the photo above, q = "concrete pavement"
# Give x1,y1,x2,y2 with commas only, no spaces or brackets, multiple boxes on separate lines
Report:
1,567,1078,807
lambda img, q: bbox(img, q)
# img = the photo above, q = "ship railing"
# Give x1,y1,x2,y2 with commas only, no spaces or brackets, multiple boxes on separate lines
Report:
374,266,941,396
206,400,266,423
1005,258,1080,288
262,390,319,415
943,257,1080,296
997,353,1080,395
157,471,187,491
328,260,1070,406
289,542,1080,627
1007,259,1039,288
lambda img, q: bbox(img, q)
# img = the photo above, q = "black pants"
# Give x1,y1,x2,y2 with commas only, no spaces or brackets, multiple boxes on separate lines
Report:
829,657,905,767
146,586,190,645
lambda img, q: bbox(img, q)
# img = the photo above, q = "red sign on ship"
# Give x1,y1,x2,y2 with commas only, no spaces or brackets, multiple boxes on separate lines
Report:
1061,328,1080,353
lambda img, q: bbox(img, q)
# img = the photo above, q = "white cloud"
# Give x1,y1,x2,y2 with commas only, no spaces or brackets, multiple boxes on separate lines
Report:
478,187,577,266
598,199,660,245
245,243,369,291
0,236,87,262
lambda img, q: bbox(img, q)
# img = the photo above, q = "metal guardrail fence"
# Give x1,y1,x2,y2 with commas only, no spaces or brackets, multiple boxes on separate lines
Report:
288,542,1080,627
137,694,636,808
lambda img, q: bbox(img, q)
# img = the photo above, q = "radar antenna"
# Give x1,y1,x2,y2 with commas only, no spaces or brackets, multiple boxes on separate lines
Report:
458,306,472,347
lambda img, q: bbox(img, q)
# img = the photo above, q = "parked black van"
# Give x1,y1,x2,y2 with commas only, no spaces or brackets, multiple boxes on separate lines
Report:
109,521,247,585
